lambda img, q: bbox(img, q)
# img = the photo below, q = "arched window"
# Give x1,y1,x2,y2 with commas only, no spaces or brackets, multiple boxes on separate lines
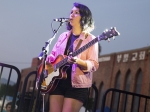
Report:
112,70,121,111
122,69,131,111
98,82,104,110
115,71,121,89
133,69,142,112
134,69,142,93
124,69,131,91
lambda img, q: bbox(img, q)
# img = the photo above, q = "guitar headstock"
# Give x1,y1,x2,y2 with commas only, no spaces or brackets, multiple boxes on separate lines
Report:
98,27,120,41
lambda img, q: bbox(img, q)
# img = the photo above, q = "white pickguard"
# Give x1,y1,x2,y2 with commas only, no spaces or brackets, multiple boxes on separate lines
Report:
45,70,59,86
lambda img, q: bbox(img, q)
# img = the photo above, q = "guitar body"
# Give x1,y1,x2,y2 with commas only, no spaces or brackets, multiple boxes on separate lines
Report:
36,55,70,94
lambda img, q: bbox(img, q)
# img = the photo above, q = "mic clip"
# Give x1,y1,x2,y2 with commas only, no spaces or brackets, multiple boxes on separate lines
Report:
53,18,70,22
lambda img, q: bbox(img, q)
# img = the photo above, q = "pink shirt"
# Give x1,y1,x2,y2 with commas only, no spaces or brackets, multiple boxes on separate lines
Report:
46,31,99,88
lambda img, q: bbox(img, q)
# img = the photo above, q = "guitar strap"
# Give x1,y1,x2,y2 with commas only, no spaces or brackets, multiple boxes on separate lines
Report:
74,33,88,51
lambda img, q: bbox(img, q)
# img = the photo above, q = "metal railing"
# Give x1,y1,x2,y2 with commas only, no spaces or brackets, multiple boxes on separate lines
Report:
101,88,150,112
0,63,98,112
18,69,99,112
17,71,37,112
0,62,21,112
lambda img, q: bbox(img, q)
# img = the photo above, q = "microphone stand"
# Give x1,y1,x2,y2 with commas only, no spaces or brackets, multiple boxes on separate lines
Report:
35,21,65,112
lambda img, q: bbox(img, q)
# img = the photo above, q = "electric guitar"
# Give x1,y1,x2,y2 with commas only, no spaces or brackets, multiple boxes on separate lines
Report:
36,27,120,94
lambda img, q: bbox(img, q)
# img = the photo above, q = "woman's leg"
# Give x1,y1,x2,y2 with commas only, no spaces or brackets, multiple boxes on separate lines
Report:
49,95,64,112
62,98,83,112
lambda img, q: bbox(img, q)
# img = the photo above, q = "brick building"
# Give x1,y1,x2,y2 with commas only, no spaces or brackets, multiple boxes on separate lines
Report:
93,46,150,110
19,57,41,92
19,46,150,111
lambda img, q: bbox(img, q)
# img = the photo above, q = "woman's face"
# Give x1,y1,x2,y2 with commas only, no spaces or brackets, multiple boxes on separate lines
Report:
69,6,81,27
6,105,11,112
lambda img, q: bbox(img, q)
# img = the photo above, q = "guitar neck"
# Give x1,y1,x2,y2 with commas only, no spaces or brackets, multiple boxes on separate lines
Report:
72,37,99,57
54,27,120,70
55,36,100,70
55,57,68,70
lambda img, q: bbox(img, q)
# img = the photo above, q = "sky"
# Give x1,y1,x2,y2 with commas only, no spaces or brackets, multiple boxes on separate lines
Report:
0,0,150,81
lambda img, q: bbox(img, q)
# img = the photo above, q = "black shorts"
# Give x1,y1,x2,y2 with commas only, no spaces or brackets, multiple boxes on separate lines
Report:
49,84,89,103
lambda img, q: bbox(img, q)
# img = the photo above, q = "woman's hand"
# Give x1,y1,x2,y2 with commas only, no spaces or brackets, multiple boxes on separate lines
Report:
67,56,77,64
46,55,55,63
67,56,87,70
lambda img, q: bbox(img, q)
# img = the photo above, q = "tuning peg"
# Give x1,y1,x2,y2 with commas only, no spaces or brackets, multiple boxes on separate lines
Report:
105,29,108,32
110,33,113,37
113,36,115,40
107,38,110,42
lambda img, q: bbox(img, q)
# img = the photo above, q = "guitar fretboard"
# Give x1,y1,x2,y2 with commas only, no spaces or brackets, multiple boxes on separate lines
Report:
53,27,120,70
55,57,68,70
55,36,100,70
72,37,99,56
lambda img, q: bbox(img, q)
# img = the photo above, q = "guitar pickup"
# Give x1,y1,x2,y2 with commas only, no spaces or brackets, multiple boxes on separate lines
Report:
41,86,47,90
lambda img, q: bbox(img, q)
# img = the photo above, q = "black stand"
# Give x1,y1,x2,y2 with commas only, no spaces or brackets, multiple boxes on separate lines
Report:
35,22,64,112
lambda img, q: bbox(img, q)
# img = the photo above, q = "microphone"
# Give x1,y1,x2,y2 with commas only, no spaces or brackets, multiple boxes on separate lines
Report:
53,18,70,22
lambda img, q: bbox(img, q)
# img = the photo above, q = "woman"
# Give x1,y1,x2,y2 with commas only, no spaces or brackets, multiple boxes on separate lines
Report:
46,2,99,112
2,102,12,112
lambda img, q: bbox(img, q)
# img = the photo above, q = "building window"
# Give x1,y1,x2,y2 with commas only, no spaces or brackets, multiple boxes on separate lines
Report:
135,69,142,93
133,69,142,112
115,71,121,89
112,71,121,111
124,70,131,91
122,69,131,111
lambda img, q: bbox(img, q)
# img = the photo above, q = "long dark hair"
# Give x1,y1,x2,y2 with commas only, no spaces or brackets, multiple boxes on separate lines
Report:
66,2,94,32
